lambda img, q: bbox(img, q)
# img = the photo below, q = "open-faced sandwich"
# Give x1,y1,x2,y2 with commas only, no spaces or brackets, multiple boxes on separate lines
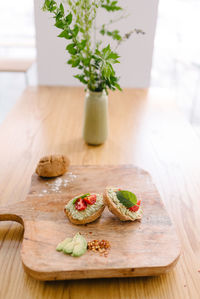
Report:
64,193,105,225
104,187,142,221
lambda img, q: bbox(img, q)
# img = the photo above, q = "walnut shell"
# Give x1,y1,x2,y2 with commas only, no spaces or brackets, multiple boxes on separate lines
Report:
35,154,70,178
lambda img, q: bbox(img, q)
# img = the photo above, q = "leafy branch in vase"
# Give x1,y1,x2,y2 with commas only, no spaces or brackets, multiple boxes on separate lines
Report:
42,0,144,93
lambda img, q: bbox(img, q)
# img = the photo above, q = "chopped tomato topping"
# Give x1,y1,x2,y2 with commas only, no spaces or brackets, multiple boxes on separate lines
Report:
129,205,139,212
75,198,87,211
129,200,141,212
84,194,97,205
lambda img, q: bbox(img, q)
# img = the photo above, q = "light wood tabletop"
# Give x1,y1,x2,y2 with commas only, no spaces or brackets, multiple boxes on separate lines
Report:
0,87,199,299
0,58,35,73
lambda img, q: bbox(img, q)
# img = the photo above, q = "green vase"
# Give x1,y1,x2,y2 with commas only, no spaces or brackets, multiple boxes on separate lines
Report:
83,90,108,145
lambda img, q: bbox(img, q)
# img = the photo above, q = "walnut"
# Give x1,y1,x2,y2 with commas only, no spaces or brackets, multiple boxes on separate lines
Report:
35,154,70,177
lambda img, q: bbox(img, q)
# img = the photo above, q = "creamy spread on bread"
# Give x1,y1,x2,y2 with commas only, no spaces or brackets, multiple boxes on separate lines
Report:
107,188,142,220
65,194,104,220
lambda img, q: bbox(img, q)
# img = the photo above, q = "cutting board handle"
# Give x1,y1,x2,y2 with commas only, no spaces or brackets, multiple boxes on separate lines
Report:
0,205,24,225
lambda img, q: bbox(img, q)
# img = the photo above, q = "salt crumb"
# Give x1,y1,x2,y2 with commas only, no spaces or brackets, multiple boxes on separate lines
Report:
41,172,77,194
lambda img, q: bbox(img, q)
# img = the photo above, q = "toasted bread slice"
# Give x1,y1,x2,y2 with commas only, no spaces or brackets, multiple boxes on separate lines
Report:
103,187,142,221
64,193,105,225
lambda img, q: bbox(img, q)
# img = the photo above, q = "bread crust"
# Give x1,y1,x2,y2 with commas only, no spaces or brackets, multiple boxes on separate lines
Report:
103,188,141,221
36,154,70,177
64,199,105,225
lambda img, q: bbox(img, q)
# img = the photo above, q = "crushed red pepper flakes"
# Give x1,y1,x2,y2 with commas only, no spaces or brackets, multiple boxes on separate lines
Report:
87,239,111,257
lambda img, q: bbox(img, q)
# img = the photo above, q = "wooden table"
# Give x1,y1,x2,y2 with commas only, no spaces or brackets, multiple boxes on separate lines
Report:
0,87,199,299
0,58,35,86
0,58,35,73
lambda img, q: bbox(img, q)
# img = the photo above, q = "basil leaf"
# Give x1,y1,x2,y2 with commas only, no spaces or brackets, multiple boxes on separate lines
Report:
116,190,137,208
73,193,90,204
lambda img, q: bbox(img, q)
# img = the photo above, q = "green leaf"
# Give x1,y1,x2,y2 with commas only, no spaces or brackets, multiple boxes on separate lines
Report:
72,25,79,37
59,3,64,14
42,0,49,11
77,39,87,51
106,30,122,41
116,190,137,208
91,63,99,70
65,12,72,25
66,43,77,55
102,44,111,58
72,193,90,204
100,29,105,35
82,57,90,67
102,62,115,79
58,29,72,39
72,58,80,67
107,52,120,60
83,69,90,77
101,0,122,12
94,49,100,56
55,11,63,22
55,20,64,29
115,83,122,91
74,74,88,84
43,0,56,12
68,57,80,67
67,59,73,65
100,25,106,36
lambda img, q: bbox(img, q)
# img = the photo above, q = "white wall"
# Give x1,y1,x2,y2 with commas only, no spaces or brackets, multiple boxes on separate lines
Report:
34,0,159,88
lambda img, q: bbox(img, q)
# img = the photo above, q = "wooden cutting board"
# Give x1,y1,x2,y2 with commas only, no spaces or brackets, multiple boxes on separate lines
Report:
0,165,180,280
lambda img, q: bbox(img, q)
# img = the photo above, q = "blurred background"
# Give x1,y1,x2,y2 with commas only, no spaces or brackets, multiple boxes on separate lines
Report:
0,0,200,136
